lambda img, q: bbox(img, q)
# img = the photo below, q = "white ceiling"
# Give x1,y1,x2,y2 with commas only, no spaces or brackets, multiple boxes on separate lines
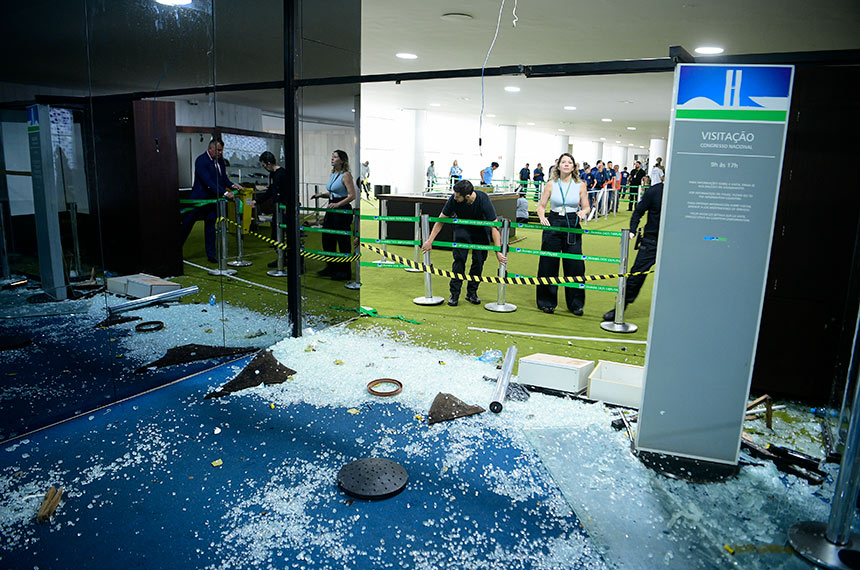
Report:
358,0,860,145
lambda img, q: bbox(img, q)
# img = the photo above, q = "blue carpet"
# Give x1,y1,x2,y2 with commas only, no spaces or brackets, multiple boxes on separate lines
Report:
0,357,604,569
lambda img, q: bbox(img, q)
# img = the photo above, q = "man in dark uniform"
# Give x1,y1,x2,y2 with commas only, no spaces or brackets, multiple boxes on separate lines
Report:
518,163,530,193
180,139,239,263
421,180,507,306
627,160,646,211
257,151,288,267
603,175,663,321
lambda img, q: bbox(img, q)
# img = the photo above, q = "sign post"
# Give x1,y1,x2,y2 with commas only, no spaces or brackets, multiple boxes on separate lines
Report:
635,65,794,464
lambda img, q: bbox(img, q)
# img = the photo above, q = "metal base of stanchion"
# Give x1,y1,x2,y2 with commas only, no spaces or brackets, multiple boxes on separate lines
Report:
413,295,444,306
485,302,517,313
404,267,423,273
208,268,238,276
788,521,860,570
600,320,639,333
345,281,361,290
267,270,289,277
227,260,252,267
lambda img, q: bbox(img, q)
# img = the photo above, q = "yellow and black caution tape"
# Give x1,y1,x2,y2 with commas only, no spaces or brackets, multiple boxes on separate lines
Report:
216,217,359,263
360,243,653,285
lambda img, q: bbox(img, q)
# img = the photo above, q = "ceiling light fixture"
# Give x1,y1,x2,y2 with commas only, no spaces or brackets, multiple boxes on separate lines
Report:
599,137,606,141
695,46,724,55
527,122,535,126
486,113,496,117
557,129,566,132
156,0,192,5
628,143,634,146
615,140,621,143
440,12,474,22
601,118,612,123
640,146,645,148
504,86,521,93
563,106,577,111
430,103,441,107
396,52,418,60
626,126,636,131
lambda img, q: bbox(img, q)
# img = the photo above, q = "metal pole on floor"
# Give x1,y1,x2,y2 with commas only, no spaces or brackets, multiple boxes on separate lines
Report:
378,199,394,265
485,219,516,313
788,305,860,570
228,195,252,267
413,214,443,306
267,204,288,278
601,228,637,334
0,202,11,281
405,202,423,273
209,199,237,276
345,208,361,290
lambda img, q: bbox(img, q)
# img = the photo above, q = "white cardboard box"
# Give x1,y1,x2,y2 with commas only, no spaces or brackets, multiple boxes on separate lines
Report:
517,353,595,393
126,277,181,299
106,273,158,296
587,360,644,408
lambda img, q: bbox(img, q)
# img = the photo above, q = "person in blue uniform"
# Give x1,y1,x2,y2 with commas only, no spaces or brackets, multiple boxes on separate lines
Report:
180,139,239,263
518,163,530,192
310,150,357,280
481,162,499,186
603,175,662,322
421,180,506,306
536,152,591,315
627,160,646,211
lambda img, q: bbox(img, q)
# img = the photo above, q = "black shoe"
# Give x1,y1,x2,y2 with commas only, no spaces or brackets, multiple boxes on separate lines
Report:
572,306,584,316
540,306,554,314
207,257,218,264
268,260,279,268
465,293,481,305
316,267,332,277
447,296,459,307
332,273,350,281
602,309,616,322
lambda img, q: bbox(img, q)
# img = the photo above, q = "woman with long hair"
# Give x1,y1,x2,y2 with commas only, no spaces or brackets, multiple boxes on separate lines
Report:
310,150,357,280
535,152,590,315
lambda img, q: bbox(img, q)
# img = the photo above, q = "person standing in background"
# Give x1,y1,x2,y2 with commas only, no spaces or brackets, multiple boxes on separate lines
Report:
180,138,238,263
358,161,371,199
519,163,531,193
310,150,357,280
650,157,665,184
449,160,462,189
627,160,646,211
257,151,288,268
426,160,436,190
481,162,499,187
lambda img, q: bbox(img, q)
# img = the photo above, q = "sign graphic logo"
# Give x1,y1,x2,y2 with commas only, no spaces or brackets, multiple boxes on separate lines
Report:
675,65,793,122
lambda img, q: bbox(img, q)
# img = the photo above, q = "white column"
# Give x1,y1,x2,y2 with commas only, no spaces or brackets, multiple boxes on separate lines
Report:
396,109,426,194
649,138,667,170
353,94,360,202
500,125,516,189
557,135,569,155
411,110,426,193
619,147,629,168
594,141,604,163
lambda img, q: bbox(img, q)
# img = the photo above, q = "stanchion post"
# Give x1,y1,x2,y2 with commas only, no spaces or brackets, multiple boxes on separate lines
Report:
267,203,288,278
412,214,444,306
485,219,516,313
345,207,361,289
68,201,82,277
228,195,252,267
378,198,394,264
788,305,860,568
405,202,423,273
209,199,237,276
312,185,323,227
600,228,637,333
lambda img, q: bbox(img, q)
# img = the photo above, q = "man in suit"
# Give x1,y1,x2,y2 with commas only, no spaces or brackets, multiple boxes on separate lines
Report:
180,138,239,263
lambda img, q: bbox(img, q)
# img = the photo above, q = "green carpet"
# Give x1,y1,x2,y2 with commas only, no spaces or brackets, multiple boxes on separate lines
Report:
177,200,651,370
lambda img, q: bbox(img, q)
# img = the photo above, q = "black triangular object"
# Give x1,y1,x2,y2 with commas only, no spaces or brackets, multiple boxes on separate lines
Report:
427,392,485,425
204,350,297,399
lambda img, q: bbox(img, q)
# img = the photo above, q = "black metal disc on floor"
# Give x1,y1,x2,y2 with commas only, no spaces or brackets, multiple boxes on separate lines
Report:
0,335,31,351
337,458,408,500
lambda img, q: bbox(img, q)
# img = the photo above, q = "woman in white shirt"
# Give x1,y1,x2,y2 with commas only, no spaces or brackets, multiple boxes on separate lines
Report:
649,157,665,185
536,152,591,315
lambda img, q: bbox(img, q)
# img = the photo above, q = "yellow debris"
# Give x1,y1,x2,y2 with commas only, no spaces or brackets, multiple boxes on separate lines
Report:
414,414,423,421
438,361,446,365
211,459,223,467
347,408,360,415
270,403,275,409
334,360,344,365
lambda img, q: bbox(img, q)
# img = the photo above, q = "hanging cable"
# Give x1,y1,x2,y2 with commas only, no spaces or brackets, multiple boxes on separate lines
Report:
479,0,507,155
512,0,519,27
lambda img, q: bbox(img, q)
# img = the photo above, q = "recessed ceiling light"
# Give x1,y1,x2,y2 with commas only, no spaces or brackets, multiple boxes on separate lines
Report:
563,106,577,111
486,113,496,117
156,0,191,5
615,140,621,143
440,12,474,22
640,146,644,148
628,143,634,146
527,122,535,126
504,86,521,93
695,46,724,55
599,137,606,141
557,129,566,132
430,103,441,107
618,100,634,104
626,126,636,131
601,118,612,123
396,52,418,60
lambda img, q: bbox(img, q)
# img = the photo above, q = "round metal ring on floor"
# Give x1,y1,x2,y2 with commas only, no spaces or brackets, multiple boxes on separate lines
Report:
367,378,402,397
135,321,165,332
337,458,408,500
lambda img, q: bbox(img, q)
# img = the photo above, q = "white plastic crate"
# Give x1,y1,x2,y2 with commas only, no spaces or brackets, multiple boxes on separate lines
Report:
587,360,644,408
517,353,595,394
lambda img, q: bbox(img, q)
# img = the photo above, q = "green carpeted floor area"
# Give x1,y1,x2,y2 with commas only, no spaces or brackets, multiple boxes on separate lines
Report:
176,198,652,371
